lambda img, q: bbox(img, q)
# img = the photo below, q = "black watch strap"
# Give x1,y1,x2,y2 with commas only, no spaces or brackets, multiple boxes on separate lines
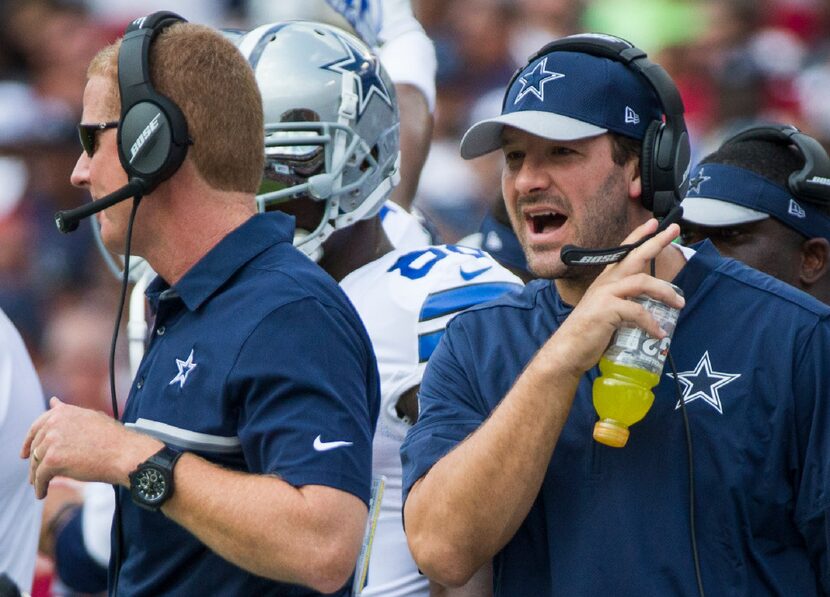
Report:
148,445,183,469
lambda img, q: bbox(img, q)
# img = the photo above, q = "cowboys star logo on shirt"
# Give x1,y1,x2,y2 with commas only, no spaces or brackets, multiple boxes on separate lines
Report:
322,33,393,118
514,57,565,104
169,348,197,389
668,351,740,414
687,168,711,194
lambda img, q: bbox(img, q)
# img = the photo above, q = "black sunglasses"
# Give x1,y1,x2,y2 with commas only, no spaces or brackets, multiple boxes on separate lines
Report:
78,121,119,157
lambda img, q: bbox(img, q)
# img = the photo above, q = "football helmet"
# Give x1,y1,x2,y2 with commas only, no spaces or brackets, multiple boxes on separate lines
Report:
237,21,401,260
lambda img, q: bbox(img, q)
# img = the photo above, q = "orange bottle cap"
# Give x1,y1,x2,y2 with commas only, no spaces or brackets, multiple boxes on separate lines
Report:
593,420,630,448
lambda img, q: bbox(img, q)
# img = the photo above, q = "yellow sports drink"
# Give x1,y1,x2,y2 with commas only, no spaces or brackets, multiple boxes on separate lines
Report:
592,285,683,448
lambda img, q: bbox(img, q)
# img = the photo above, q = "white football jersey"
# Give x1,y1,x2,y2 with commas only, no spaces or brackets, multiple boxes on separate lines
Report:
379,200,432,251
341,244,523,596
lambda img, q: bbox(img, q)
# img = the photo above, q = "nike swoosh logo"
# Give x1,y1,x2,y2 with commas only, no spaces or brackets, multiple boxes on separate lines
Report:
313,435,353,452
459,265,493,281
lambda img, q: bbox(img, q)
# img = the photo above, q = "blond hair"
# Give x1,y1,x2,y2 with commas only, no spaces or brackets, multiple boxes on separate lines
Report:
87,23,264,193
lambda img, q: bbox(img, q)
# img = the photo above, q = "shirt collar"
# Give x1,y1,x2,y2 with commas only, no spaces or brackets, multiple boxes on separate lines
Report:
672,239,720,300
146,212,295,311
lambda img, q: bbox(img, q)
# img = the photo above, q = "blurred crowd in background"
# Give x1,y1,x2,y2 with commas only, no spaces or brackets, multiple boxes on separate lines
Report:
4,0,830,413
1,0,830,590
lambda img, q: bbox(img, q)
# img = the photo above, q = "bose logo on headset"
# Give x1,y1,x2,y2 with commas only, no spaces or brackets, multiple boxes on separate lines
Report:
129,113,161,164
807,176,830,187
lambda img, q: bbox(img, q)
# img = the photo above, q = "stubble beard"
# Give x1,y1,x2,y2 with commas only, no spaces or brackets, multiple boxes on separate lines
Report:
520,167,631,282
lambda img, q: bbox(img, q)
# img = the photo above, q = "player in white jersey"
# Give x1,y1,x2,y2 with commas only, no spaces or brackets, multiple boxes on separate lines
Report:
341,241,520,596
237,22,523,596
0,307,44,593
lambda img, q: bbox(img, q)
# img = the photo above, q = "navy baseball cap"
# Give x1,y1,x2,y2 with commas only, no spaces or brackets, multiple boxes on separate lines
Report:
681,163,830,241
460,48,663,159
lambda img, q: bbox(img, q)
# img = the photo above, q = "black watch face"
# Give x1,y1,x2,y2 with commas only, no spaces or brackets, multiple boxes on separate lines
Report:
136,465,168,504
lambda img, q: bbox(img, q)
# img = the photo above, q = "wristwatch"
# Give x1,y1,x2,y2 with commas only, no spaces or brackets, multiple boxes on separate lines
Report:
129,446,183,511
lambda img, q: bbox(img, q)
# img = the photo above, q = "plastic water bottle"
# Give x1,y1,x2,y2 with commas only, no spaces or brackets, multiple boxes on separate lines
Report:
592,284,683,448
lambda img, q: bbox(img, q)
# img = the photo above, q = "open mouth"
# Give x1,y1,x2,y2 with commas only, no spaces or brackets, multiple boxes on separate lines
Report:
526,210,567,235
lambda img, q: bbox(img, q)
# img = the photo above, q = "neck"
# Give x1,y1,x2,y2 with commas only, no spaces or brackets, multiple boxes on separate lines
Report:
319,217,394,282
139,174,256,285
555,242,687,306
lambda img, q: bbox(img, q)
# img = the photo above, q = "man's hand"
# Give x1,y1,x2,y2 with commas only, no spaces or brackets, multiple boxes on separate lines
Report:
544,219,685,380
21,397,162,499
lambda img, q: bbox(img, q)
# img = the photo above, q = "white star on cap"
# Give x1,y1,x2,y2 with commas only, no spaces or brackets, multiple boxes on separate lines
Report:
514,57,565,104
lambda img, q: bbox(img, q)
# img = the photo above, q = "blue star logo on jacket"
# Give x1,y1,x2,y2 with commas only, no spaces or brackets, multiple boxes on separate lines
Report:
322,34,392,118
669,351,741,414
514,57,565,104
169,348,197,389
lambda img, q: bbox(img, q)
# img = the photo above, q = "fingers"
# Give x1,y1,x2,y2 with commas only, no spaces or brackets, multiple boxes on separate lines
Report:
619,217,659,246
20,396,63,459
612,299,672,340
23,397,68,498
21,407,50,459
613,222,680,276
611,273,685,310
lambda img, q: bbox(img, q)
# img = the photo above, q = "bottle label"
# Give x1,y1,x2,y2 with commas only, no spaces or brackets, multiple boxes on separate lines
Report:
606,329,672,373
603,287,682,376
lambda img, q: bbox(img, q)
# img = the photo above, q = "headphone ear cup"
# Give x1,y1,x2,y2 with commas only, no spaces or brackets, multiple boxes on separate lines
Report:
117,98,188,190
639,120,662,212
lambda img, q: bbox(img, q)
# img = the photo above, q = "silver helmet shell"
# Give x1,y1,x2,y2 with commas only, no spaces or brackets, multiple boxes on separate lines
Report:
237,21,400,260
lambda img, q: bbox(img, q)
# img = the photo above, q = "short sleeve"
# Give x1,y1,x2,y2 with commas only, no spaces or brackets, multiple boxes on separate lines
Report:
400,319,487,505
229,297,379,506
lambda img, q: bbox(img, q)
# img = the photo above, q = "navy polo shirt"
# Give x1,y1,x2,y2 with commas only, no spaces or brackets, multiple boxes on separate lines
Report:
114,212,379,596
402,242,830,595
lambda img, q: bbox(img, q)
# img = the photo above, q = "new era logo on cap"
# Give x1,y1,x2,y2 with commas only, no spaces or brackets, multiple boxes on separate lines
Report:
625,106,640,124
789,199,806,218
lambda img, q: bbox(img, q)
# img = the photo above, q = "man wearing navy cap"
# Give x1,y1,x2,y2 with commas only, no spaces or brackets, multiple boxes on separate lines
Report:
681,126,830,304
401,35,830,595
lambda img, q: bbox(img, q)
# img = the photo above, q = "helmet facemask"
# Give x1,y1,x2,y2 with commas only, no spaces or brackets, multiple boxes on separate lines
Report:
240,21,400,261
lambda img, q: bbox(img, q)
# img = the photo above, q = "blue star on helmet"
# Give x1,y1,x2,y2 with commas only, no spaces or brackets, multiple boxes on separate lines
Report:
514,57,565,105
687,168,711,194
322,34,393,119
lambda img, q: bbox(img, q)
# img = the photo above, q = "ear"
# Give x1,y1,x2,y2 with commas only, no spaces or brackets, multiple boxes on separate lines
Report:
799,237,830,285
627,156,642,204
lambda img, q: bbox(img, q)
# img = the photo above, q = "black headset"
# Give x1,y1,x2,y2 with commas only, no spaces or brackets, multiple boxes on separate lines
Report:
504,34,691,220
117,11,190,195
721,124,830,205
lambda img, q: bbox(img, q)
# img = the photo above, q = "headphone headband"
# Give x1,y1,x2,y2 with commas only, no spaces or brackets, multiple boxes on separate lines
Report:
723,124,830,205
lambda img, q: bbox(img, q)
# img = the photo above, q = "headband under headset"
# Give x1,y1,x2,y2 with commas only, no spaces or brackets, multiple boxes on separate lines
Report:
117,11,190,195
721,124,830,206
504,34,691,220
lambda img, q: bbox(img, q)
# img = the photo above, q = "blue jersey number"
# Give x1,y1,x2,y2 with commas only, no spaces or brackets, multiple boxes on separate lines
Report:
388,245,487,280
